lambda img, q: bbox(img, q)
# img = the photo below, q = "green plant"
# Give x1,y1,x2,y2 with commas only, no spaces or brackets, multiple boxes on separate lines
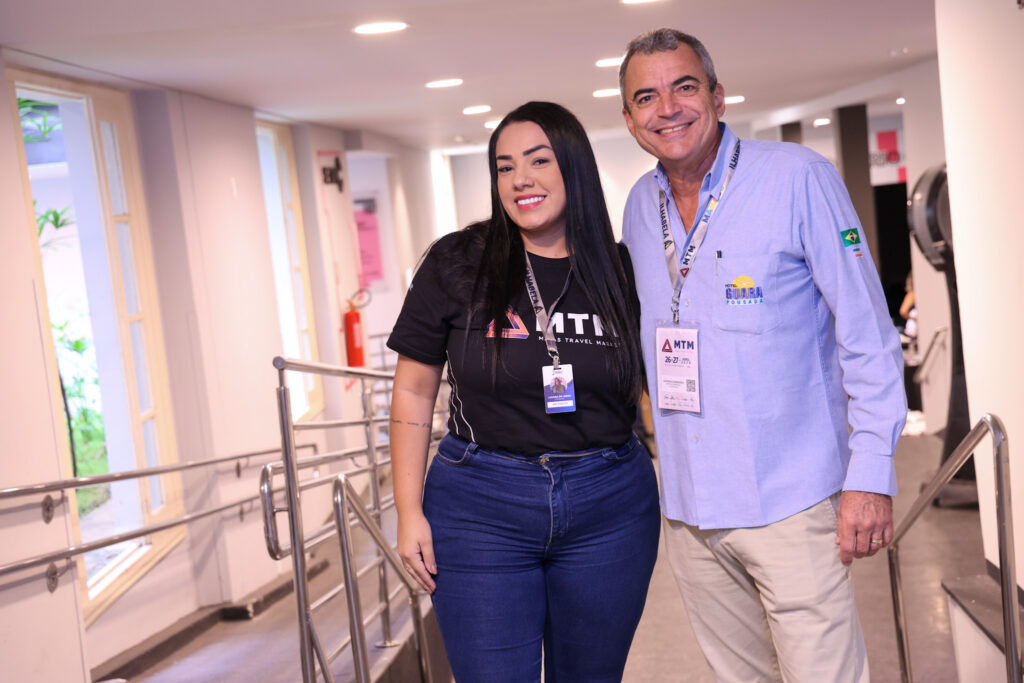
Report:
37,204,74,236
18,97,62,143
52,321,110,516
35,201,75,251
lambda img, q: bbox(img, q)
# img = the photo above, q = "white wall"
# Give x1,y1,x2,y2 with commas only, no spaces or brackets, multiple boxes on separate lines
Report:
934,0,1024,582
345,130,441,280
347,155,407,338
0,53,90,683
450,151,490,231
291,121,367,445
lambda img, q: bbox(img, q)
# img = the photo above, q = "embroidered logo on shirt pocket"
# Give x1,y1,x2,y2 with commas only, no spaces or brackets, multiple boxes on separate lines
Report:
712,254,781,334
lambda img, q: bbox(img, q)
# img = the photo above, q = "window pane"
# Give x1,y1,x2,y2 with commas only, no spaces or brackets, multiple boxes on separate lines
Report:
293,270,307,330
99,121,128,215
258,129,301,359
115,222,140,316
129,322,152,413
302,332,314,392
277,145,292,204
142,418,164,511
287,371,310,418
286,208,299,266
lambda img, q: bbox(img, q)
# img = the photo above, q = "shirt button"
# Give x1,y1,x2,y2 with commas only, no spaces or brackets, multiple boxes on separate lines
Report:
685,299,691,307
693,435,702,443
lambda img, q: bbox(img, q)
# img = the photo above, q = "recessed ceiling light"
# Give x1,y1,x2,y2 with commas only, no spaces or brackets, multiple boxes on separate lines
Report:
724,95,745,105
896,97,906,105
621,0,662,4
454,135,465,143
596,56,624,68
593,88,620,98
484,120,501,130
813,118,831,127
889,46,910,57
463,105,492,115
426,78,463,89
353,21,408,35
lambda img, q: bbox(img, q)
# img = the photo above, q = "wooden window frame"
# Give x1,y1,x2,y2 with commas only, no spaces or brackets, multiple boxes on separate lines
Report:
7,68,185,626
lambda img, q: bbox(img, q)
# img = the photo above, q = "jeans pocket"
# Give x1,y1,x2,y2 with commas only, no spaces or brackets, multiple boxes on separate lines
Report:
601,437,643,463
433,438,475,467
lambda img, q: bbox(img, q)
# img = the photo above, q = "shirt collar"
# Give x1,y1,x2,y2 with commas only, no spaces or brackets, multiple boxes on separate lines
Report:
653,122,736,200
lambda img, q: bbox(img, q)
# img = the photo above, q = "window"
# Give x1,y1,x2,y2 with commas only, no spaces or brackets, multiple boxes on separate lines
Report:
255,122,322,418
10,70,184,624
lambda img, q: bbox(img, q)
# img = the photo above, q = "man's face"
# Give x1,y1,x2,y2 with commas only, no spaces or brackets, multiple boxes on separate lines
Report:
621,45,726,172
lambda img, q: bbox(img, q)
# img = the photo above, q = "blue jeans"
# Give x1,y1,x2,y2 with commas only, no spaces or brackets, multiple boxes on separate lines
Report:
423,434,661,682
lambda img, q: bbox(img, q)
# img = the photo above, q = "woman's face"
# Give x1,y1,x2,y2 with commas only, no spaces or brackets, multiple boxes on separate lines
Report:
494,121,567,246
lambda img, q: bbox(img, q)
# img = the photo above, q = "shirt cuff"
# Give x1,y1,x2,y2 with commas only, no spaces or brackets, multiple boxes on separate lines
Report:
842,453,898,497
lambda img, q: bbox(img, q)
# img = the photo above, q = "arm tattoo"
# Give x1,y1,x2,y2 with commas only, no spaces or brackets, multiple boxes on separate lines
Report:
391,418,432,430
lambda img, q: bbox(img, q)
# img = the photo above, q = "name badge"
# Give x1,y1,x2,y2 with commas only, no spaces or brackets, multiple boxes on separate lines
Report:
655,324,701,413
543,364,577,414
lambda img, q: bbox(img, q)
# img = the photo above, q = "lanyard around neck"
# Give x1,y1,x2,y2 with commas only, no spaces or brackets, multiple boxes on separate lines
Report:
523,247,572,368
661,140,741,323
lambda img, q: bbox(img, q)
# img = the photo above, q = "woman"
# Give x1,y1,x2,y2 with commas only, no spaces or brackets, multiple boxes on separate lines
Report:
387,101,659,682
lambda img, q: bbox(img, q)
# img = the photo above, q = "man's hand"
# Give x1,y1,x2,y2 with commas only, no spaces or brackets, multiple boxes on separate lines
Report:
836,491,893,566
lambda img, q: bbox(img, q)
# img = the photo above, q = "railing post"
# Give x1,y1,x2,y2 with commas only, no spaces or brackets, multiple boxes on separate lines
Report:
361,376,394,647
334,476,372,683
988,414,1021,682
275,364,317,683
887,544,912,683
335,475,434,683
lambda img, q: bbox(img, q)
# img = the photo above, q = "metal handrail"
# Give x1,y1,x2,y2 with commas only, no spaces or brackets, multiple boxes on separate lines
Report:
888,413,1018,683
912,325,949,384
0,489,260,580
270,356,395,682
260,460,409,561
294,416,390,431
0,443,314,500
0,443,316,589
273,356,395,380
333,474,433,683
267,355,442,682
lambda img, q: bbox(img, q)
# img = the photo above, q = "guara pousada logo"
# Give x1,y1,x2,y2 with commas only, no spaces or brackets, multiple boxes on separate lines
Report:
724,275,764,305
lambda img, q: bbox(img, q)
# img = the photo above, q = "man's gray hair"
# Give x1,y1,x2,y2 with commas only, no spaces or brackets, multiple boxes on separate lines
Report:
618,28,718,109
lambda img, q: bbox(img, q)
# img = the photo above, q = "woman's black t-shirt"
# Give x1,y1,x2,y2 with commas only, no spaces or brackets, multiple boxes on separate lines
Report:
387,234,639,456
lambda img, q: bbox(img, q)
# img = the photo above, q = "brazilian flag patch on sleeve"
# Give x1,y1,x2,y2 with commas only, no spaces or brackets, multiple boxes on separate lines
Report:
840,228,864,257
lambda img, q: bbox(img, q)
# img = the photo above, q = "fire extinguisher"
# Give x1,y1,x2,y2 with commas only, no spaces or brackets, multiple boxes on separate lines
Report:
342,289,371,367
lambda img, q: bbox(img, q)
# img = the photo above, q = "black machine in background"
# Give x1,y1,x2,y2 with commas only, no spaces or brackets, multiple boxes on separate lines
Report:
907,164,975,495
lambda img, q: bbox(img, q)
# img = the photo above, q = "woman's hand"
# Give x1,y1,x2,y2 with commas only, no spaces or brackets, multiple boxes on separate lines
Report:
398,510,437,593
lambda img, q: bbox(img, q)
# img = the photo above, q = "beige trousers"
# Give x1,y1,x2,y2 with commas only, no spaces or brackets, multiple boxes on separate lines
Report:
663,496,869,683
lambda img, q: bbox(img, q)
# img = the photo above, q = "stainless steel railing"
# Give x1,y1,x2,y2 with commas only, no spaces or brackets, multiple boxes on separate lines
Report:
0,443,315,590
888,413,1018,682
334,473,433,682
265,356,440,683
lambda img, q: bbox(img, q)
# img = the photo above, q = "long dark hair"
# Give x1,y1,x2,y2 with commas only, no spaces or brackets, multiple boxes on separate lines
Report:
440,101,643,403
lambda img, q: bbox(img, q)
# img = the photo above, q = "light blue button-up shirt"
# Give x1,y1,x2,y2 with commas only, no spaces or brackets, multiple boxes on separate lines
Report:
623,123,906,529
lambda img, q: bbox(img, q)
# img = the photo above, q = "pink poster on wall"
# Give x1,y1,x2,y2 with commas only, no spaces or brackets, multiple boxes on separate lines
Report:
352,197,384,286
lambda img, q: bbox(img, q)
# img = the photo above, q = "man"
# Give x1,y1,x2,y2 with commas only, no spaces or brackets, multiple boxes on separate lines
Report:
619,28,906,681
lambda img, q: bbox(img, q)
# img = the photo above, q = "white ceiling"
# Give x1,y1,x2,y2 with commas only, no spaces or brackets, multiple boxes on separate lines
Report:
0,0,938,150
